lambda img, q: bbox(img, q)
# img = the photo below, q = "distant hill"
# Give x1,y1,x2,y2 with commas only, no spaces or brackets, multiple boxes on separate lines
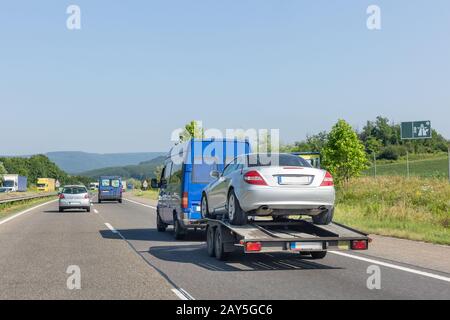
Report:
46,151,165,174
79,156,166,180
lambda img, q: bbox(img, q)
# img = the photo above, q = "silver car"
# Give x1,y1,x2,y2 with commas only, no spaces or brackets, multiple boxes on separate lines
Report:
59,185,91,212
201,153,335,225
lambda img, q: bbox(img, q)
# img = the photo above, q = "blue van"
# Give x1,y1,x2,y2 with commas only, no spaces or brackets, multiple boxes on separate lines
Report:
151,139,251,239
98,176,123,203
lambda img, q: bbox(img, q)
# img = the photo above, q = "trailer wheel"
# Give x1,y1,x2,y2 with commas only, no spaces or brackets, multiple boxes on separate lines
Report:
312,207,334,225
227,190,247,226
310,251,327,259
214,227,229,261
206,226,215,257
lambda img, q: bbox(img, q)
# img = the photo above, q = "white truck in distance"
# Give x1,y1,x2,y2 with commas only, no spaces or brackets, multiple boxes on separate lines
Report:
1,174,27,192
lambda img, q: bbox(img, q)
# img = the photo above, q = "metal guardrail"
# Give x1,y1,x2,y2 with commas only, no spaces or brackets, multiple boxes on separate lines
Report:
0,193,58,205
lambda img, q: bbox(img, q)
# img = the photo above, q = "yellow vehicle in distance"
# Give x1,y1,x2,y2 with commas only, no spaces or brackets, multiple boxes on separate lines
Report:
37,178,56,192
292,152,321,169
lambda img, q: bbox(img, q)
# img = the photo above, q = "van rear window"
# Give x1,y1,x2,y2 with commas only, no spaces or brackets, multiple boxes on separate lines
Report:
111,180,120,188
192,163,218,184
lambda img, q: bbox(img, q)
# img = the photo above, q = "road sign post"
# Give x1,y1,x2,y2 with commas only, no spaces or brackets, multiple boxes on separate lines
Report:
373,152,377,178
406,151,410,179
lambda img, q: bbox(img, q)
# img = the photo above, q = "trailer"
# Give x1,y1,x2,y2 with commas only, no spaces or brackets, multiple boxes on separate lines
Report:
201,217,370,260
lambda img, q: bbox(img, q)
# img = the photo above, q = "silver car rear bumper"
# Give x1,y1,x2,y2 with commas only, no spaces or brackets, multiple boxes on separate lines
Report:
237,186,335,214
59,199,91,208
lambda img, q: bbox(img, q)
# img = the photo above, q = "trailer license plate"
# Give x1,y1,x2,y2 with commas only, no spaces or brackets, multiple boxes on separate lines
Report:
290,242,323,251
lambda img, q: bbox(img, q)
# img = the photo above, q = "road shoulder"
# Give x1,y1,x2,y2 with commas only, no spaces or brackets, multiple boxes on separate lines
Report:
364,234,450,274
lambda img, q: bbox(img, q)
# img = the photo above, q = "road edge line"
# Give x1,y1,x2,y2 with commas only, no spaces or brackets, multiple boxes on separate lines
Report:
329,251,450,283
0,199,58,226
123,198,157,209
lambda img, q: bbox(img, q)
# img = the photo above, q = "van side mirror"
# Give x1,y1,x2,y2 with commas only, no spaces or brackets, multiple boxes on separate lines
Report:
151,178,159,189
210,170,220,179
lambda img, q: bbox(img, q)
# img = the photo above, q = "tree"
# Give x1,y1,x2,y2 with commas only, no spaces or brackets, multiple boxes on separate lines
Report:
179,120,204,142
0,161,7,185
365,136,382,155
322,120,369,184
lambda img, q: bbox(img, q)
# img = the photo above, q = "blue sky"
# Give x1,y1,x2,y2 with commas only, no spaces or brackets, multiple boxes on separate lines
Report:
1,1,449,155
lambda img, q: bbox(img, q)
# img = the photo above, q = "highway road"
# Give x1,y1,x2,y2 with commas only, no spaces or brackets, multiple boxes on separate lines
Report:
0,195,449,300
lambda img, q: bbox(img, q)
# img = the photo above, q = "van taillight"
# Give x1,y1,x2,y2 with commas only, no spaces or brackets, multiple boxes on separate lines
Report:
59,194,65,199
182,192,188,209
244,171,267,186
320,172,334,187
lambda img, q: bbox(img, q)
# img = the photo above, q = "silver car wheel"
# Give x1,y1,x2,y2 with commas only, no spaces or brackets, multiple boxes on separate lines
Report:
228,194,235,221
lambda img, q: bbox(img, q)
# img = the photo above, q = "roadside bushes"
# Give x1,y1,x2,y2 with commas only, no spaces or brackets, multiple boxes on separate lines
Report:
334,176,450,244
377,145,407,160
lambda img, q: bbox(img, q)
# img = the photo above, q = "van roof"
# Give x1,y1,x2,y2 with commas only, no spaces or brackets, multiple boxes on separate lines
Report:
167,138,250,159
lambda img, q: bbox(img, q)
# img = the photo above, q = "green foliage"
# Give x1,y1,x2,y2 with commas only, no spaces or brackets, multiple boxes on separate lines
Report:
322,120,369,183
80,156,165,181
0,162,7,183
365,136,382,155
0,155,90,187
179,120,204,142
359,116,449,159
377,145,407,160
126,178,142,189
285,131,328,153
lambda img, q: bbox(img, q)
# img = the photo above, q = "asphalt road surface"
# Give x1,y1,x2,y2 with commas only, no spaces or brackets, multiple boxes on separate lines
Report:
0,195,449,300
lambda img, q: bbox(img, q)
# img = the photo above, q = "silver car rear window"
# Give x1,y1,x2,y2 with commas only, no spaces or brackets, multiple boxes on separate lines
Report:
63,187,87,194
247,154,312,168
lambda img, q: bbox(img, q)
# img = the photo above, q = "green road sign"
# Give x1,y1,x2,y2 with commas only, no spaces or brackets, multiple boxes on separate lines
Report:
401,121,432,140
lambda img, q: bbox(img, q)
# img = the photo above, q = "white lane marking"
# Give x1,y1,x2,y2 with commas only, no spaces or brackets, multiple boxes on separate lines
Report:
179,288,195,300
171,288,195,300
94,209,99,214
0,199,58,226
172,289,188,300
123,198,157,210
104,223,118,234
329,251,450,283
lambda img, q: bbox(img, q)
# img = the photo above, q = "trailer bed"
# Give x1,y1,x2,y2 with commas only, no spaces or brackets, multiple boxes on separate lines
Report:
199,217,370,260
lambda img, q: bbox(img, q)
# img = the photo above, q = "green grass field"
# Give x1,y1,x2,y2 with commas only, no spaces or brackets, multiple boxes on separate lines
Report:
130,189,159,201
335,176,450,245
364,153,449,178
